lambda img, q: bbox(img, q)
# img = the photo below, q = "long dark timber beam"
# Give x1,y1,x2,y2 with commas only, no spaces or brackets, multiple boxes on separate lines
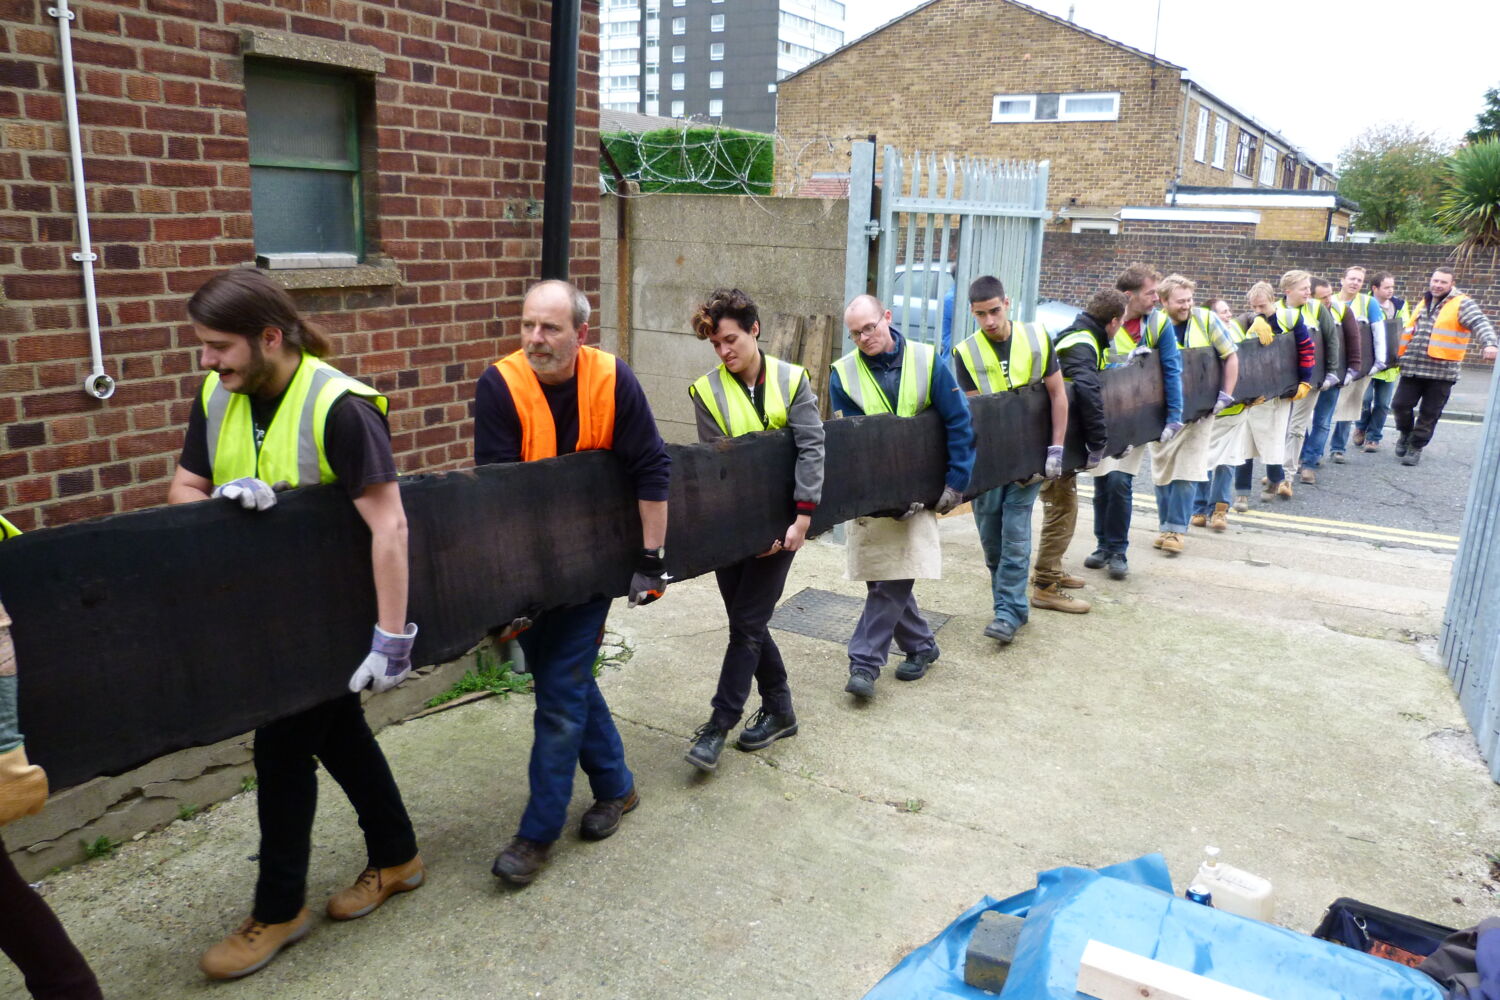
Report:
0,342,1302,788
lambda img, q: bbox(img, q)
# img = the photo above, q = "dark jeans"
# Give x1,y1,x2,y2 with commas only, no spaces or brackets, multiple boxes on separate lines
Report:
253,693,418,924
0,834,103,1000
1357,379,1397,442
1236,459,1284,490
710,549,796,730
1393,375,1454,451
1091,470,1133,555
517,597,633,844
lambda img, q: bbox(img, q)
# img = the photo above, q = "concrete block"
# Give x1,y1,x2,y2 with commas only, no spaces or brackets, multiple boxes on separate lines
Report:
964,910,1025,993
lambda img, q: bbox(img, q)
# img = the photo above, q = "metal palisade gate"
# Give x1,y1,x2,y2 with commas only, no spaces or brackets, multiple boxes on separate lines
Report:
846,143,1050,353
1441,363,1500,783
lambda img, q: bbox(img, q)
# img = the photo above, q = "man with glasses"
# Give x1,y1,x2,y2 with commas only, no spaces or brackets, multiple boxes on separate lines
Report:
830,295,974,700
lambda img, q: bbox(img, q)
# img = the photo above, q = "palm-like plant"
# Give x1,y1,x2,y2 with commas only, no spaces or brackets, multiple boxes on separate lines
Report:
1437,139,1500,266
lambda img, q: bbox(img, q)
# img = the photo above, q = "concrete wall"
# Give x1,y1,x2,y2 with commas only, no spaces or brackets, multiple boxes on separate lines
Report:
598,193,847,442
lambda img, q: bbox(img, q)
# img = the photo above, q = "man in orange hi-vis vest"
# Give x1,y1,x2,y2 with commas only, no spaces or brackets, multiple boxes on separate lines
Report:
474,280,671,888
1392,267,1496,466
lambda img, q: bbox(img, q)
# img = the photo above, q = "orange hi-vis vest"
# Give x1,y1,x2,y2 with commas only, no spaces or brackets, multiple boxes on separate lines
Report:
493,345,616,461
1401,292,1473,363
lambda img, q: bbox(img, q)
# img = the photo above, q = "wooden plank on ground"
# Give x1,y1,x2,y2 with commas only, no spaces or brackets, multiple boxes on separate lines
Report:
1077,939,1273,1000
764,312,804,363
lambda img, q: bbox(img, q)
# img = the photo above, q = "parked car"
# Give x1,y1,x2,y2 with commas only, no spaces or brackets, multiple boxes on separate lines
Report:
1036,299,1082,334
888,263,954,347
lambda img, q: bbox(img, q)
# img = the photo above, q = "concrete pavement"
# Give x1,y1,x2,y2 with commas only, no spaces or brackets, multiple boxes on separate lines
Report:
4,513,1498,999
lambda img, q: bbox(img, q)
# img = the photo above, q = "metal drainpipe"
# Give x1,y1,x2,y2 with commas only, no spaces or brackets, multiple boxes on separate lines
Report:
49,0,115,399
541,0,580,281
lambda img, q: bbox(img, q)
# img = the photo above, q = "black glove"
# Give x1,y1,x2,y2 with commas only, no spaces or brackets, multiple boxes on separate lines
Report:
628,548,669,607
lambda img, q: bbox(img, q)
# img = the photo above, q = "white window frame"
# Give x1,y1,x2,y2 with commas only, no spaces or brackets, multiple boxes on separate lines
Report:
1071,220,1119,234
708,99,722,117
1212,117,1228,169
670,16,685,34
990,93,1036,123
671,72,684,90
1259,145,1279,186
709,70,723,89
710,13,724,31
671,45,685,62
1194,107,1209,162
670,99,684,117
1057,91,1119,122
709,42,724,60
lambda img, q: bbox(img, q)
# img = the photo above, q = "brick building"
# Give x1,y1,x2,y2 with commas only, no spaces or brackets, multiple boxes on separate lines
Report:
774,0,1339,237
0,0,602,531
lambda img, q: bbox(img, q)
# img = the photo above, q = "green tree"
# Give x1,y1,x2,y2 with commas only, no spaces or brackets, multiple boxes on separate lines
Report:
1466,86,1500,145
1436,139,1500,265
1337,124,1452,233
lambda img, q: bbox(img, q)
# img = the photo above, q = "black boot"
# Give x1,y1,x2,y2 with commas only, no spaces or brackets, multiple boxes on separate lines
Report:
1395,433,1410,457
685,723,727,772
736,708,798,751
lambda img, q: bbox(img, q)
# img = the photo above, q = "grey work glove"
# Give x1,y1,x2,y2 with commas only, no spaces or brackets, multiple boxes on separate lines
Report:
628,549,669,607
1159,421,1184,444
1343,367,1359,387
1320,372,1341,391
212,477,278,512
1116,444,1134,460
1044,445,1064,480
1128,345,1153,361
933,486,964,516
894,501,925,521
1084,444,1106,470
1212,391,1234,415
348,623,418,694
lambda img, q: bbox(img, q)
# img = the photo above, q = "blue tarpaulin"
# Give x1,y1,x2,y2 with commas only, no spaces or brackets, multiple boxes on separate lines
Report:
862,854,1444,999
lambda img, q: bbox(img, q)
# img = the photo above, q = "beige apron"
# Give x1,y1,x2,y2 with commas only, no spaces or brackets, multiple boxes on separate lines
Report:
1086,444,1146,479
1284,391,1319,470
1150,416,1212,484
845,510,942,581
1243,396,1289,464
1205,409,1248,468
1334,376,1366,423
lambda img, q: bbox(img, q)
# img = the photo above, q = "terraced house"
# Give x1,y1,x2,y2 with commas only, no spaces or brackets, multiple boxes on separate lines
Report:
776,0,1350,241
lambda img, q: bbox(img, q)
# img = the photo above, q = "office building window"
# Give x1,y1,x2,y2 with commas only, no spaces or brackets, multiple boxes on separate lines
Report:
709,42,724,60
671,45,685,62
671,100,684,117
671,16,684,34
709,70,723,89
710,13,724,31
709,99,722,117
671,72,684,90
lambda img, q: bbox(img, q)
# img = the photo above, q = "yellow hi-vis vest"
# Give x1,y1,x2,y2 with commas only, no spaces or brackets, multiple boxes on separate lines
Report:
1055,325,1108,375
955,322,1050,393
0,515,20,540
199,353,387,488
1402,292,1474,362
688,354,808,436
831,339,936,416
1107,310,1169,364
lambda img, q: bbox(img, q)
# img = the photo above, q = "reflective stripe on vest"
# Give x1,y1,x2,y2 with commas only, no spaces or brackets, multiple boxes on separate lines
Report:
955,322,1049,393
689,354,805,436
1108,310,1167,364
1400,293,1471,362
1054,328,1105,377
202,354,387,488
1176,308,1215,350
0,515,20,540
1275,301,1322,339
493,345,617,461
832,339,935,416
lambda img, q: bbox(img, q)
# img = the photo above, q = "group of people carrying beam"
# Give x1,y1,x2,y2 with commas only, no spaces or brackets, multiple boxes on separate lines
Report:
0,258,1494,992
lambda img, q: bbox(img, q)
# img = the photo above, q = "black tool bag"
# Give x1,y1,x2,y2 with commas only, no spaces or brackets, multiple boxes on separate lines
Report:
1312,897,1458,969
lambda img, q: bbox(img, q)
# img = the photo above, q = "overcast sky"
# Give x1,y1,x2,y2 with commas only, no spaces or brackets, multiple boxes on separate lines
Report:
843,0,1499,166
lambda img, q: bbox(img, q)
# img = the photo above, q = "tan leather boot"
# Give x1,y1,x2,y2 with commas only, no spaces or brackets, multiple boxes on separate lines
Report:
200,909,311,979
1209,502,1229,532
0,745,48,825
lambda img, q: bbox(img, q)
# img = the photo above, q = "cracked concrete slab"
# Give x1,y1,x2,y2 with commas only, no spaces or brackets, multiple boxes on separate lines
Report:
3,514,1496,999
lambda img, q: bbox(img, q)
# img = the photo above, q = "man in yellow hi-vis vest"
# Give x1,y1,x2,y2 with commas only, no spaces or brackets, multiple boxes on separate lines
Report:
167,269,424,980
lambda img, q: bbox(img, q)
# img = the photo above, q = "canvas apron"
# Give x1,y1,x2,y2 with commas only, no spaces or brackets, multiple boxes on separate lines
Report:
1150,415,1213,485
1204,408,1249,469
845,511,942,582
1334,376,1366,423
1243,396,1290,464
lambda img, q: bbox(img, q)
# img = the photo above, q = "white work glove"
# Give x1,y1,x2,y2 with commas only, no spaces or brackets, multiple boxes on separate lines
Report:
1084,444,1105,470
1320,372,1341,391
1159,421,1184,444
348,623,419,694
1128,345,1153,361
1343,367,1359,387
933,486,964,516
894,501,925,521
1212,391,1234,415
212,477,277,512
1044,445,1064,479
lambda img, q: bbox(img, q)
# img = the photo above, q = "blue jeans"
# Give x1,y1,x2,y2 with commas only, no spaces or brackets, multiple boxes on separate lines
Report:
1154,480,1196,533
972,479,1042,629
1092,471,1133,555
1299,387,1341,468
516,597,633,844
1193,466,1234,514
1357,379,1396,442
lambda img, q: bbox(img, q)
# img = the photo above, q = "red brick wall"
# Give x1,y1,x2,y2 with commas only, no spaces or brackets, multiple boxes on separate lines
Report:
0,0,600,530
1040,233,1500,364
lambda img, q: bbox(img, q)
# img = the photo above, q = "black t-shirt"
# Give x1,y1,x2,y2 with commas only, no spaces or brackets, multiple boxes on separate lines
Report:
179,388,397,498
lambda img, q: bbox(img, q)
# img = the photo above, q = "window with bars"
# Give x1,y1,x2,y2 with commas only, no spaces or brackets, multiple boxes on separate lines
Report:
246,62,363,259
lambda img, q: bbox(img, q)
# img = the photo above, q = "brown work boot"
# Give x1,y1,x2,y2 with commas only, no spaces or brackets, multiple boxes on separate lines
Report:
1276,480,1293,499
580,785,639,840
1030,584,1091,614
1299,467,1316,485
1190,513,1207,528
1158,531,1184,554
1209,503,1229,532
200,909,311,980
1352,428,1366,446
492,837,552,885
326,855,425,921
1058,573,1086,589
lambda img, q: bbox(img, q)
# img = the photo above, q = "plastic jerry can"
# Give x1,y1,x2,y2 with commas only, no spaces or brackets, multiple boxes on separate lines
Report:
1193,846,1275,922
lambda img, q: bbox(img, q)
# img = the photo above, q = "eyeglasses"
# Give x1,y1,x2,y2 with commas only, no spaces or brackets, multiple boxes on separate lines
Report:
848,321,881,342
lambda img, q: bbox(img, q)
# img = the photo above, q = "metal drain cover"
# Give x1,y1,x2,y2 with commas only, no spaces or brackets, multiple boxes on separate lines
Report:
769,587,952,644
